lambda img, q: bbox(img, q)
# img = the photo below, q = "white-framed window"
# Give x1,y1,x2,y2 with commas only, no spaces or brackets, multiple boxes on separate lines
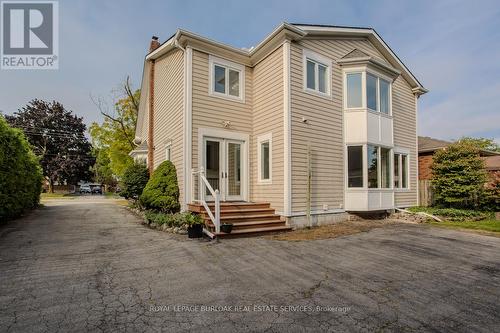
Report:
209,55,245,101
394,152,409,189
303,48,331,97
344,70,392,114
165,143,171,161
257,133,272,183
347,144,392,189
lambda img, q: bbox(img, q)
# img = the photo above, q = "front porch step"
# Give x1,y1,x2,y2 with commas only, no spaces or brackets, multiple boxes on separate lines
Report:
187,201,291,237
214,225,292,237
206,219,287,230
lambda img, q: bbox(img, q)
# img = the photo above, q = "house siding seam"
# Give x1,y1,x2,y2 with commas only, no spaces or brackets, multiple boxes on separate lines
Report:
153,49,185,205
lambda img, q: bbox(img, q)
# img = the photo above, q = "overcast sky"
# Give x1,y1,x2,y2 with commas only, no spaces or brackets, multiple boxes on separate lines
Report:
1,0,499,143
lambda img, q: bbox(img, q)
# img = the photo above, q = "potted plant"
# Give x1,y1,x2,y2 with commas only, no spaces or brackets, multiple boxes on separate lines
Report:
185,213,204,238
221,223,233,234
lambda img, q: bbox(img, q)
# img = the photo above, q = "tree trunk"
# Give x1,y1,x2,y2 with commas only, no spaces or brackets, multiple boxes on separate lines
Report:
49,179,54,194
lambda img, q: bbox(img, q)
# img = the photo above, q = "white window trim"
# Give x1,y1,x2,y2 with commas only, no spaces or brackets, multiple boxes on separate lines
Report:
165,141,172,161
302,48,332,98
393,148,410,191
343,67,393,116
208,55,245,102
257,133,272,184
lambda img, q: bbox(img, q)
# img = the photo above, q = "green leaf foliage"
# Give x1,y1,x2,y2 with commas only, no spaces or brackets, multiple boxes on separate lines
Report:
120,162,149,199
139,161,180,213
144,211,202,227
431,141,488,209
0,116,43,222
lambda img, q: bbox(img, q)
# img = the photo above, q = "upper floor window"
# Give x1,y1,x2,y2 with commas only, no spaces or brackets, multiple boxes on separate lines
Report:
209,55,245,101
345,71,391,114
303,49,331,97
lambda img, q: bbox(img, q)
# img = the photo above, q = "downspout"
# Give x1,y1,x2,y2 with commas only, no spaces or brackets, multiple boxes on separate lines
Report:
147,36,160,175
148,58,155,175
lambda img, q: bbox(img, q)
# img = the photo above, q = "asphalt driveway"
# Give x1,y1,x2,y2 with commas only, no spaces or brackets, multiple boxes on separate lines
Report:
0,197,499,332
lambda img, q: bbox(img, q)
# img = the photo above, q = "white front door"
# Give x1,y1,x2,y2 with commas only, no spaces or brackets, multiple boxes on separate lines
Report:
203,137,244,201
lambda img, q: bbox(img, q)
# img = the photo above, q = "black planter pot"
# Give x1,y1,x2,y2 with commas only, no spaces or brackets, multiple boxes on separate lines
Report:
221,223,233,234
187,224,203,238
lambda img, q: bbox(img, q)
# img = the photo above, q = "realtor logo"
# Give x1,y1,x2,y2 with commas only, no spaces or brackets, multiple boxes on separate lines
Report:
1,1,58,69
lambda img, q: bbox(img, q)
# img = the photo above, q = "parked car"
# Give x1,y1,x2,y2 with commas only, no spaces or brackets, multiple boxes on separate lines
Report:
92,186,102,195
79,185,91,194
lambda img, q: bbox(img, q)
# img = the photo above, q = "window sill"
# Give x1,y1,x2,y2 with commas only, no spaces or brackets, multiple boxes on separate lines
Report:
208,91,245,104
257,180,272,185
303,88,332,100
394,188,411,192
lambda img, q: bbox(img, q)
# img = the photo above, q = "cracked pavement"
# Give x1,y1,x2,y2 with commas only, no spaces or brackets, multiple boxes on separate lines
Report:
0,196,499,332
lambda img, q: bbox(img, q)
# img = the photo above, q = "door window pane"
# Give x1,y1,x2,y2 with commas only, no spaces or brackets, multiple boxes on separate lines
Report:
227,142,241,196
367,145,378,188
394,153,400,188
348,146,363,187
261,141,270,180
306,60,315,90
380,79,390,114
347,73,362,108
402,154,408,188
381,148,391,188
214,65,225,94
205,141,220,194
228,69,240,97
318,64,327,93
366,73,378,111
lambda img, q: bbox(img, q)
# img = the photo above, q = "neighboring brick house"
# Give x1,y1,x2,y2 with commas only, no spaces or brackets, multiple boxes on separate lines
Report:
418,136,500,180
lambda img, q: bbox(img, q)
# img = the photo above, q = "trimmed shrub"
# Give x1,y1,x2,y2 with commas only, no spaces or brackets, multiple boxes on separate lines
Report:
0,117,43,222
431,141,487,209
139,160,180,213
120,161,149,199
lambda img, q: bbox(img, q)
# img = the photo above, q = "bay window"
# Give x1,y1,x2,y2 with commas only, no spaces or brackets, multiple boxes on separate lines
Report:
345,71,391,114
347,145,392,189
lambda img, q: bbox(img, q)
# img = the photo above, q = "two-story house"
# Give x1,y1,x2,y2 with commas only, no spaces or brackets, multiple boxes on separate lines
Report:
131,23,427,236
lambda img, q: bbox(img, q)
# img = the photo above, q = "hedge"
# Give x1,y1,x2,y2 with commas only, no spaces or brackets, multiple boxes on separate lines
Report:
0,117,43,222
139,160,180,213
120,161,149,199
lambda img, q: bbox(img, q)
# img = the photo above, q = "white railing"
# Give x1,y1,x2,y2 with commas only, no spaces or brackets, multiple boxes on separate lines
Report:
191,167,220,235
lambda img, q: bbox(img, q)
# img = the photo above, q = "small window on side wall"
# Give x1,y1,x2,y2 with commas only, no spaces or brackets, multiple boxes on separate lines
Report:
209,55,244,101
394,153,409,189
303,49,331,97
257,133,272,183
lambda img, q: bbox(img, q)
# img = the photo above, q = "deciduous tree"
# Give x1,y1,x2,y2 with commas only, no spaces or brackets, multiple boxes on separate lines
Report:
6,100,94,192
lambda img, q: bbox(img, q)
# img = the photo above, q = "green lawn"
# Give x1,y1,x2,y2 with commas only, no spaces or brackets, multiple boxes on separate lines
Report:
429,219,500,233
40,193,76,199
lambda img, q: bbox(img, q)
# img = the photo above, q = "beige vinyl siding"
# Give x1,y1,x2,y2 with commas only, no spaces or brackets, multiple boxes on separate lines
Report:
290,38,417,213
191,50,253,197
153,49,184,203
393,76,418,206
251,46,284,212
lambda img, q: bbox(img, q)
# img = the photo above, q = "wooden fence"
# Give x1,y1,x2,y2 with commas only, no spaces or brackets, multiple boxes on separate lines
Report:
418,180,434,207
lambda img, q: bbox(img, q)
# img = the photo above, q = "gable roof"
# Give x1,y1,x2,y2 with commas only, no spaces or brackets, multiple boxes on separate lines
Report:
145,22,427,95
341,48,370,59
418,136,452,153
